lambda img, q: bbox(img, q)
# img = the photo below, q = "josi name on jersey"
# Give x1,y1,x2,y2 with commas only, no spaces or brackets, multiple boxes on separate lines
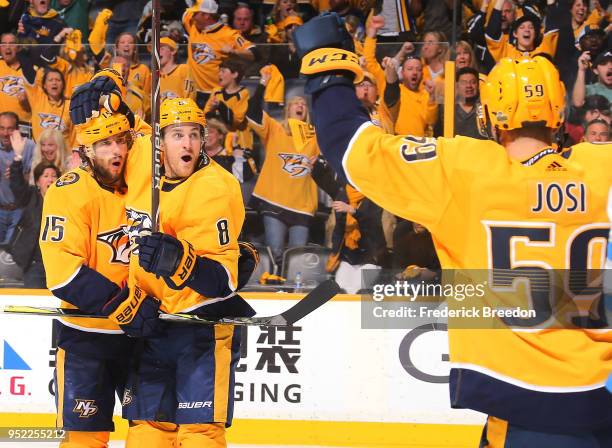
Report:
531,182,587,214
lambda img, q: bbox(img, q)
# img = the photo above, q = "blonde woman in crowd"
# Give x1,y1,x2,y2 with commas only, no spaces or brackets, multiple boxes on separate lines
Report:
246,70,319,262
420,30,449,84
29,128,69,183
455,40,479,70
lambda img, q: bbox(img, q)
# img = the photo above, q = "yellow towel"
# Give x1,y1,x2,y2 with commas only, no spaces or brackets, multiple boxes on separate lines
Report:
261,64,285,104
89,8,113,56
64,29,82,61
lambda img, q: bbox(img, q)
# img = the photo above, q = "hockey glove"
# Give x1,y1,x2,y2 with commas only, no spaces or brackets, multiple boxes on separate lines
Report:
237,241,259,290
102,286,162,338
70,68,129,125
293,13,362,94
137,232,197,290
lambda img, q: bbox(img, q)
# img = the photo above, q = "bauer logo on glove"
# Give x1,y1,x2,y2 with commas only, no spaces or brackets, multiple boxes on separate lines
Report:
110,285,146,324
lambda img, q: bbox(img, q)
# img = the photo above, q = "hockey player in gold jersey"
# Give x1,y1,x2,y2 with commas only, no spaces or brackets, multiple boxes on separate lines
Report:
121,97,252,447
41,102,160,447
295,14,612,447
68,69,253,445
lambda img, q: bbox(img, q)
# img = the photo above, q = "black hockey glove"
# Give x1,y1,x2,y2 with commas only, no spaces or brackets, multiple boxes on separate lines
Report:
102,286,163,338
70,69,132,125
237,241,259,290
137,232,196,289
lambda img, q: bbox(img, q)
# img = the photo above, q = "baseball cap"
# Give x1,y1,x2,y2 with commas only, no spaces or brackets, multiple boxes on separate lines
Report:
576,25,606,47
147,36,177,53
583,94,610,112
196,0,218,14
355,71,377,87
277,15,304,30
594,51,612,67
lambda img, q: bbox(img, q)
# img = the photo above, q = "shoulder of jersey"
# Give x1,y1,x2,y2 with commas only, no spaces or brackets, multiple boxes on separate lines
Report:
54,169,83,188
238,87,250,99
566,141,612,168
570,141,612,152
48,169,97,206
195,158,240,190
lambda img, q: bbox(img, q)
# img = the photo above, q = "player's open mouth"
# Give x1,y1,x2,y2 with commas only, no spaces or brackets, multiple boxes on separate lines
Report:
181,155,193,162
112,160,121,167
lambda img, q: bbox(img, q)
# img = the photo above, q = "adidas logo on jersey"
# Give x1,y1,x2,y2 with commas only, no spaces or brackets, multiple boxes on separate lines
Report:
546,161,566,171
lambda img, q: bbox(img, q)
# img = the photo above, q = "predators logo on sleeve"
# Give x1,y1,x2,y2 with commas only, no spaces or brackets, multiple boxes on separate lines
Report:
56,172,80,187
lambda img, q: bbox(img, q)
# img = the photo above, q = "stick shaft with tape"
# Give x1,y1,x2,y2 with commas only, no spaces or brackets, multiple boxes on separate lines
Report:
151,0,162,231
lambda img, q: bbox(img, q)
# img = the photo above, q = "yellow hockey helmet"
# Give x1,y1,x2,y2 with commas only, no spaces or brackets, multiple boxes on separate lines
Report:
160,97,206,130
76,109,131,148
479,56,565,134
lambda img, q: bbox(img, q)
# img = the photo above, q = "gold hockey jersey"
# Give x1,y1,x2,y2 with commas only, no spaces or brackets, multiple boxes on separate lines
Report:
40,168,129,333
124,134,245,313
161,64,195,101
0,60,31,123
182,14,254,93
342,123,612,429
249,115,319,216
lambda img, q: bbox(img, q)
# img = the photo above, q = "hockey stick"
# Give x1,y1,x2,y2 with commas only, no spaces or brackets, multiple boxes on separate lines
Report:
0,280,340,327
151,0,162,231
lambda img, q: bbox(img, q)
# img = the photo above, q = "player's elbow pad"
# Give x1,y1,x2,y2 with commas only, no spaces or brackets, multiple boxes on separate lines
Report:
184,256,234,298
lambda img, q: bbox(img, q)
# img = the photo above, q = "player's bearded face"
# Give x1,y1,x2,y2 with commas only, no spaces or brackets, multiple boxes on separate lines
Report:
92,133,129,186
162,123,203,179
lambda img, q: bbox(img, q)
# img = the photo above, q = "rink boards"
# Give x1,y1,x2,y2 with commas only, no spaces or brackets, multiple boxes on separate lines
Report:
0,290,483,447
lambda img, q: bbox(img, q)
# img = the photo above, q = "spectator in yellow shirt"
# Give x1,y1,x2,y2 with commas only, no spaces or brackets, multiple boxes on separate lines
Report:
22,68,73,147
115,32,151,114
485,0,559,62
0,33,30,131
383,55,437,136
182,0,254,108
159,36,194,101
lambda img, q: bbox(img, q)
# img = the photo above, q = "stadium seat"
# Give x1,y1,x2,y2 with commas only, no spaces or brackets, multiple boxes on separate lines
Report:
0,248,24,288
281,245,332,289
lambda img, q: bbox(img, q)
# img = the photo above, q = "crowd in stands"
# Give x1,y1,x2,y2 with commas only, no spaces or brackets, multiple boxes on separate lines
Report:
0,0,609,293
